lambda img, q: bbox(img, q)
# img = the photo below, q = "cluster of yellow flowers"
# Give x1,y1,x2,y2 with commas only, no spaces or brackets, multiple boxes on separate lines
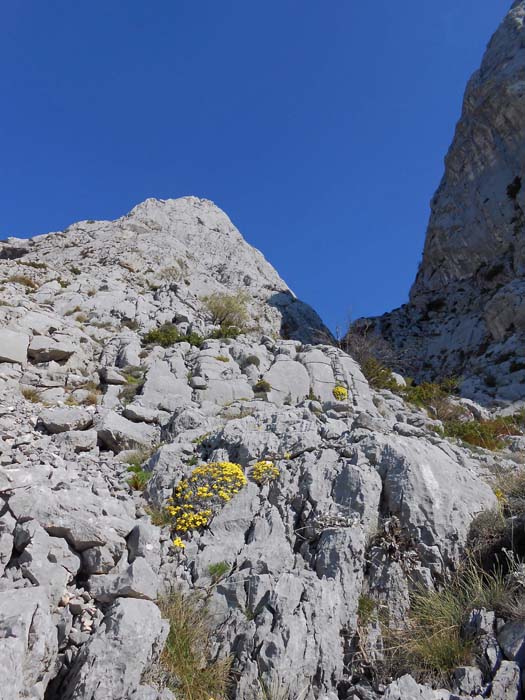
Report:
494,487,507,505
166,461,247,534
332,385,348,401
252,460,280,485
172,536,185,549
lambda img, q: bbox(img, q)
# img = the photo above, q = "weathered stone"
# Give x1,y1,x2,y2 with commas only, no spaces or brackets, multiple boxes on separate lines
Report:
0,329,29,364
96,410,158,452
498,620,525,667
55,429,98,452
59,598,168,700
0,587,58,700
39,406,93,433
28,335,76,362
89,558,159,602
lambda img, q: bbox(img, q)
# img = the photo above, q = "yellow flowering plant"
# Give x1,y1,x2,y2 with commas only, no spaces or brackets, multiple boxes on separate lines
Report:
332,385,348,401
166,461,247,534
252,460,280,485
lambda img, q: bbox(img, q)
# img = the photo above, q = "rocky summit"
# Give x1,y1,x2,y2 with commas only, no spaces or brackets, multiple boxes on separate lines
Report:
1,4,525,700
365,1,525,405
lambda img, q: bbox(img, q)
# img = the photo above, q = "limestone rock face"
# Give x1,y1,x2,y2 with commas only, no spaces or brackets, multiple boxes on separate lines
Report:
365,1,525,404
0,196,328,345
0,112,524,700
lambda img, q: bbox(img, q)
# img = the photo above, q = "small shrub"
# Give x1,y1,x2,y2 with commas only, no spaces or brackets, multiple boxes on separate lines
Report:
146,506,172,527
191,432,210,446
127,465,151,491
69,265,81,275
442,416,521,451
252,460,279,485
209,325,241,340
214,355,229,362
157,590,231,700
208,561,230,583
332,385,348,401
242,355,260,368
494,468,525,517
143,323,182,347
81,391,99,406
21,386,41,403
361,358,399,391
64,395,79,406
124,446,156,470
75,312,89,323
254,379,271,393
202,291,249,330
143,324,203,348
385,558,523,685
8,274,37,290
357,594,378,625
165,462,247,534
403,377,459,410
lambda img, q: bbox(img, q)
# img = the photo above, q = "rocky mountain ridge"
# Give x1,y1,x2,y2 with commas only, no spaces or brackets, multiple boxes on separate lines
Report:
364,0,525,405
1,2,525,699
0,192,524,700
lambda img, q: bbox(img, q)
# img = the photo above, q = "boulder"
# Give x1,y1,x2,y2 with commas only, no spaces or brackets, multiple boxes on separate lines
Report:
28,335,76,362
59,598,168,700
96,411,158,452
39,406,93,433
0,587,58,700
89,558,159,602
0,329,29,364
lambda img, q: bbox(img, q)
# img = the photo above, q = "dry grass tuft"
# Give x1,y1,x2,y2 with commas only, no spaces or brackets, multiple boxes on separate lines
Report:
157,590,231,700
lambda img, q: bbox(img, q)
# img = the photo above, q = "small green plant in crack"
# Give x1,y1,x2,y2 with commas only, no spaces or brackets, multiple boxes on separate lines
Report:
357,594,378,625
191,432,210,446
127,465,151,491
208,561,230,583
214,355,230,362
145,505,172,527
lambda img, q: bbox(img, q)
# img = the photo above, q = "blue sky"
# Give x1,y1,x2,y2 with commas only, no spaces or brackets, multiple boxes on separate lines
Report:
0,1,510,331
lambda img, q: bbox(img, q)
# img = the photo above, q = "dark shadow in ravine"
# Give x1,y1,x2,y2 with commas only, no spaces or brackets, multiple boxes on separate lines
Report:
266,290,333,345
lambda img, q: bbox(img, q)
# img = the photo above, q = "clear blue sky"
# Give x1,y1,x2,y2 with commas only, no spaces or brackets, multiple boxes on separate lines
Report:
0,1,510,332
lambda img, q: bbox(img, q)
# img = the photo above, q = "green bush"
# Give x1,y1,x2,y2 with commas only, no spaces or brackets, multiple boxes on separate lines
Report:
442,416,521,451
143,324,203,348
361,358,399,391
208,561,230,583
403,377,459,409
254,379,271,393
209,325,241,340
203,291,249,330
127,465,151,491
